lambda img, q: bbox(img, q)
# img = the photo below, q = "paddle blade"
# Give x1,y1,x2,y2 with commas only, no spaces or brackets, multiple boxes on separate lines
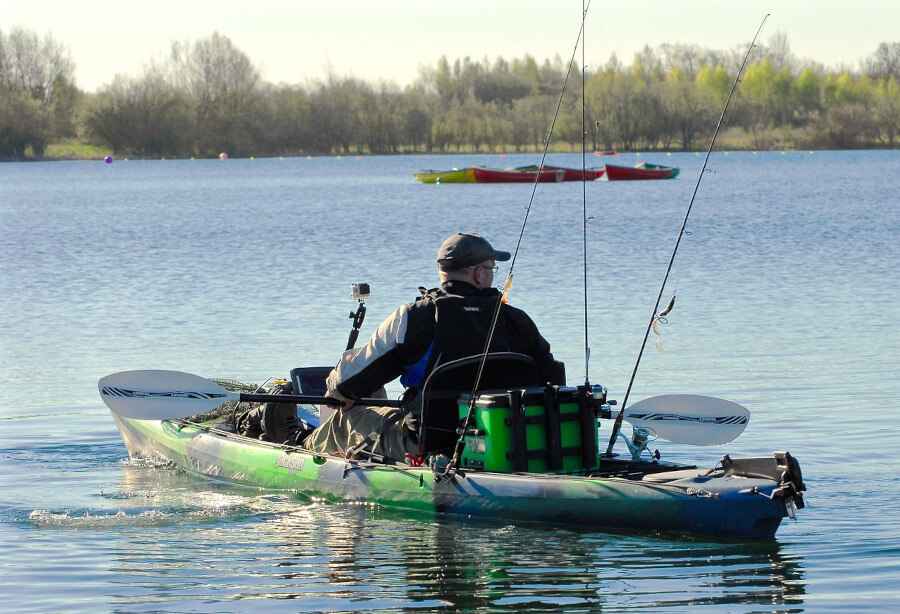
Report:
99,370,236,420
624,394,750,446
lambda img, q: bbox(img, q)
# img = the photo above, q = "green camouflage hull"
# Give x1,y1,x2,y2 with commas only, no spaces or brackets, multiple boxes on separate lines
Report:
113,415,802,539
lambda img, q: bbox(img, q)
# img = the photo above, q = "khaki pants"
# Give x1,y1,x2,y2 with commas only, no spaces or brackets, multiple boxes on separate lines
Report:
303,405,419,462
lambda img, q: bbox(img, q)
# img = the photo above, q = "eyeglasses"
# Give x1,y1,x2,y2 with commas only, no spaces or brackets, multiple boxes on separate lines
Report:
470,265,500,274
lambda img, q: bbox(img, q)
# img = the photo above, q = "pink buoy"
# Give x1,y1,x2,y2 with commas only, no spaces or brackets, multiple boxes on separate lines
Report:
219,152,228,160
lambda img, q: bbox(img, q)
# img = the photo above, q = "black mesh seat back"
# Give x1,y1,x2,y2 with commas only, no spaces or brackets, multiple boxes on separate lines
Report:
419,352,540,455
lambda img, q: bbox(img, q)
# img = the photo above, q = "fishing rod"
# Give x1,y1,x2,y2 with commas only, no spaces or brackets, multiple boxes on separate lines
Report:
604,14,771,456
440,0,593,478
580,0,590,385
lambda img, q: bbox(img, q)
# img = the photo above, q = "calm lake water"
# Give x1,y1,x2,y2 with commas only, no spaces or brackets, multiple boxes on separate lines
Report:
1,150,898,612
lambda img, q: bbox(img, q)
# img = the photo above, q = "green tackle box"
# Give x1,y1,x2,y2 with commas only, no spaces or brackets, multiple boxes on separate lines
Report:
458,386,599,473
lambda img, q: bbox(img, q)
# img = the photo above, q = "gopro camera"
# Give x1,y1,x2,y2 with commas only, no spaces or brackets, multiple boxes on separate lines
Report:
350,283,371,300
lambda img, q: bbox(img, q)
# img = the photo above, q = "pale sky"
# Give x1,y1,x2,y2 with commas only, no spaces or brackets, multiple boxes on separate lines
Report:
4,0,897,92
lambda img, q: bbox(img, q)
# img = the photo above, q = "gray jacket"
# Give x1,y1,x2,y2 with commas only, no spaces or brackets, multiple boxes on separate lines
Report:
326,280,557,402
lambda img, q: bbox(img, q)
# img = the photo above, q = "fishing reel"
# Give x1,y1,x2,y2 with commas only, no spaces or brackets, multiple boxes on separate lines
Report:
587,384,614,419
429,454,456,482
619,427,660,461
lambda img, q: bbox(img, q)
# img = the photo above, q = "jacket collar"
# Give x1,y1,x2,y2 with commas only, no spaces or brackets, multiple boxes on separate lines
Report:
440,280,500,297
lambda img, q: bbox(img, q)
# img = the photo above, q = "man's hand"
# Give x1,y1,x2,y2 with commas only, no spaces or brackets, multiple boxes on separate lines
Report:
324,390,355,411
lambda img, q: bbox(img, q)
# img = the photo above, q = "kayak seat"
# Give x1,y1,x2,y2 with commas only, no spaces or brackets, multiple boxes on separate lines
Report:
418,352,540,456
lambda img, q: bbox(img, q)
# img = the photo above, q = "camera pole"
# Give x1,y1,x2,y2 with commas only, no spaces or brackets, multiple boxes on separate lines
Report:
346,283,370,351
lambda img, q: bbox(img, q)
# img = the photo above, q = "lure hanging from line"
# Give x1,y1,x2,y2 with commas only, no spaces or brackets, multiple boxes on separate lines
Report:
604,13,771,460
652,294,676,353
500,274,514,304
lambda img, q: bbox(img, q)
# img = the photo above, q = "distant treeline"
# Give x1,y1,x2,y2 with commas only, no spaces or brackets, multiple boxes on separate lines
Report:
1,27,898,160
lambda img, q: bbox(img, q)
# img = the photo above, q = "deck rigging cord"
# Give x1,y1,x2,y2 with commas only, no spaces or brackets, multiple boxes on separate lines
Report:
604,13,771,456
440,0,593,477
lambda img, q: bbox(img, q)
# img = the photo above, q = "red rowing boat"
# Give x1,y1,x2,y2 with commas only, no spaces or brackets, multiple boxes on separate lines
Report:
512,165,605,181
471,166,565,183
604,162,679,181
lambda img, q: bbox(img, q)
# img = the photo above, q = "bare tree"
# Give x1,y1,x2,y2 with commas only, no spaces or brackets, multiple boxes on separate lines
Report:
658,43,720,79
865,42,900,81
166,32,261,156
761,31,796,74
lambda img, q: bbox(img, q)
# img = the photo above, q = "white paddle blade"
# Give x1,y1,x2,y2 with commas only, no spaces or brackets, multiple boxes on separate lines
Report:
624,394,750,446
98,370,236,420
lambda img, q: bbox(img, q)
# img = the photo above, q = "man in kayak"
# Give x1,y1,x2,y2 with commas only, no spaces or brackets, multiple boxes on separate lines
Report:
301,231,561,462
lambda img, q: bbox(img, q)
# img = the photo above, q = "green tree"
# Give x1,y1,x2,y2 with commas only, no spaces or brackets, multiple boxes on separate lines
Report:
0,92,41,158
872,77,900,145
84,70,189,156
473,57,532,104
257,84,313,154
793,67,822,119
512,55,541,89
509,94,555,151
0,27,76,158
824,71,870,106
737,59,793,147
586,58,652,151
399,86,435,152
362,82,405,153
696,64,731,105
659,69,717,150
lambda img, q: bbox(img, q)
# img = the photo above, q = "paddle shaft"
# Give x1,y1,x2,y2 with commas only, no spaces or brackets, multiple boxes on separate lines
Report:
237,392,400,408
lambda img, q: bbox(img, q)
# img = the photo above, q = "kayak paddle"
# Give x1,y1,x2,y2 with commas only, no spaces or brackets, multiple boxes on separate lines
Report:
99,370,749,446
621,394,749,446
98,369,400,420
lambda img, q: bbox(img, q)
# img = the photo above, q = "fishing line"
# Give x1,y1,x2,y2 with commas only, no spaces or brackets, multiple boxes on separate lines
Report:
444,1,593,476
504,0,592,280
604,14,771,456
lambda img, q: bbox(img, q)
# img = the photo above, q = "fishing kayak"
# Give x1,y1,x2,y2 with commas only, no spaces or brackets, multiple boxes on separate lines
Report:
109,409,805,539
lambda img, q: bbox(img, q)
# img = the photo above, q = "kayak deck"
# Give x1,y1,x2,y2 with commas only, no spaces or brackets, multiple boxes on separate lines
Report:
113,415,803,539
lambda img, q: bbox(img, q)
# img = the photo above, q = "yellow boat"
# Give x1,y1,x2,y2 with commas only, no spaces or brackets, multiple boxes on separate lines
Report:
413,168,476,183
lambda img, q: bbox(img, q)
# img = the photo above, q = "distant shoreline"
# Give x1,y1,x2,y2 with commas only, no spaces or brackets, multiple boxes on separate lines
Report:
9,128,897,164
